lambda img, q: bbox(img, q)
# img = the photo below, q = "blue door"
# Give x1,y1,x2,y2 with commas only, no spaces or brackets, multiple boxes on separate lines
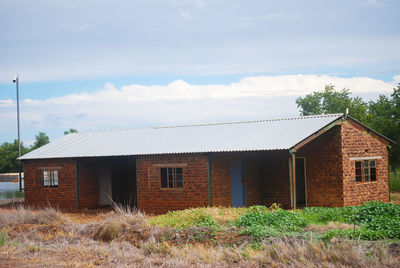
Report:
230,160,246,207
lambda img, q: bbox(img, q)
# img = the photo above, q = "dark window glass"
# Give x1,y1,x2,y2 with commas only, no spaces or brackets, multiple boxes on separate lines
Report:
161,168,168,188
168,168,174,188
370,160,376,168
176,168,183,187
355,160,377,183
161,167,184,188
355,161,363,182
43,170,58,187
370,160,376,181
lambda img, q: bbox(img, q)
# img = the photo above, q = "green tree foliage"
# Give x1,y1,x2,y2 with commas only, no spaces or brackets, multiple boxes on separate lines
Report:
0,140,29,173
367,84,400,175
31,132,50,150
296,83,400,174
296,85,368,122
64,128,78,135
0,132,50,173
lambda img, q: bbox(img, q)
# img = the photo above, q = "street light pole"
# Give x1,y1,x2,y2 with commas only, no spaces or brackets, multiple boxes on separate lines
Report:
13,75,22,192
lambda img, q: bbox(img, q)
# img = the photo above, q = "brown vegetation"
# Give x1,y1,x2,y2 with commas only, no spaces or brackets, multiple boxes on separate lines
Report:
0,206,399,267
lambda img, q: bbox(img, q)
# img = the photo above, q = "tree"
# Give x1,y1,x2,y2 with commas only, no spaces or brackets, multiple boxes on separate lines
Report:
0,140,29,173
0,132,49,173
296,83,400,178
368,84,400,177
296,85,368,122
64,128,78,135
31,132,50,150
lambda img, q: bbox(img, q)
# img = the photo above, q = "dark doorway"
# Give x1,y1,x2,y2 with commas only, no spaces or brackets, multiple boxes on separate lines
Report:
230,160,246,207
295,158,306,205
111,157,137,207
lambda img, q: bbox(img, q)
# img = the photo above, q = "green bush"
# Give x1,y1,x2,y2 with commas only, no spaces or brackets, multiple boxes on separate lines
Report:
0,230,7,246
148,208,219,229
352,202,400,239
235,202,400,240
301,206,355,224
235,208,307,238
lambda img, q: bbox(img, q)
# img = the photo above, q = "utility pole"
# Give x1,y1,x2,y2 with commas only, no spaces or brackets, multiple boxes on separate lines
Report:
13,75,22,192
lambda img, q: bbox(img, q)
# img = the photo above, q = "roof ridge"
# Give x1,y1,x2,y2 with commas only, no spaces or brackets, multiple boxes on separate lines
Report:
153,113,344,129
67,113,344,134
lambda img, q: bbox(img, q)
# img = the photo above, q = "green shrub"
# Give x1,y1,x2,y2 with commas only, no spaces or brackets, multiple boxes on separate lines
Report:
352,202,400,239
0,230,7,246
236,202,400,240
301,206,355,224
148,208,219,229
235,208,307,238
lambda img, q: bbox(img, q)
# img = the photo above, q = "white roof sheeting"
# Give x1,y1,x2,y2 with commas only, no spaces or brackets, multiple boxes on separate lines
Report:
19,114,344,160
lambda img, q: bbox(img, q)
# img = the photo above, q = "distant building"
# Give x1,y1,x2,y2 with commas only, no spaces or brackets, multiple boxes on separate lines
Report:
0,173,23,182
19,114,393,213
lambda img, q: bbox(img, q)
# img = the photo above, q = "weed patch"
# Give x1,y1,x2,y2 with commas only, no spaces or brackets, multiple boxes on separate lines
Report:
235,202,400,241
235,207,307,238
148,208,220,229
0,230,7,246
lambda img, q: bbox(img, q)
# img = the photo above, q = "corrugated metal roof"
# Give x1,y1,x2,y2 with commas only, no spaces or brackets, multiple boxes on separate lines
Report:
19,114,344,160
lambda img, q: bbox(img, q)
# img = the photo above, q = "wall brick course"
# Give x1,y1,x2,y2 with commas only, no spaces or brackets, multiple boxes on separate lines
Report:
137,154,209,214
24,159,77,210
341,120,389,205
297,125,344,207
211,151,291,208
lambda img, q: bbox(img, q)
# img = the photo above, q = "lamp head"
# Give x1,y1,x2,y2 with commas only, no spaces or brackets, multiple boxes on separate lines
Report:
12,75,18,83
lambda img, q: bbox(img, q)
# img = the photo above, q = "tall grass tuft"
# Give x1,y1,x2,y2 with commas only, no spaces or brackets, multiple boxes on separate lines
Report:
0,207,62,227
85,203,159,243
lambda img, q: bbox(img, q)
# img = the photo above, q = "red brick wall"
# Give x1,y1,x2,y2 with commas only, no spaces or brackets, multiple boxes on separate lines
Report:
341,120,389,205
211,153,233,207
259,151,291,208
24,158,103,210
136,154,209,214
23,159,77,210
78,159,100,209
297,125,344,207
211,151,290,208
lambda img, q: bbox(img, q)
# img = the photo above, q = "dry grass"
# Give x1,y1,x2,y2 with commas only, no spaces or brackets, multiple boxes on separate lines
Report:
0,206,64,227
305,221,358,233
0,206,399,267
390,190,400,204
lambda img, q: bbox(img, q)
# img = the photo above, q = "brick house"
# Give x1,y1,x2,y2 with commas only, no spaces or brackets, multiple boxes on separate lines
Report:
19,114,393,213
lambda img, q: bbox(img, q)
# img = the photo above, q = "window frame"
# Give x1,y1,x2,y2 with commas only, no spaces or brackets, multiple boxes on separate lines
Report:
355,160,376,183
42,169,59,187
160,167,183,189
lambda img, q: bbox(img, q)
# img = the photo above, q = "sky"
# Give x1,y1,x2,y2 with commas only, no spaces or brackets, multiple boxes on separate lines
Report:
0,0,399,145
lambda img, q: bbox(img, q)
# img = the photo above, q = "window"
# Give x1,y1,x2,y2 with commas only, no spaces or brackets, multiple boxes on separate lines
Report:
43,170,59,187
160,167,183,188
355,160,376,182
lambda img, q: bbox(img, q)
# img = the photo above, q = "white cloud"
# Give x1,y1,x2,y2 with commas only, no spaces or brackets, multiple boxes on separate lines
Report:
364,0,388,7
13,74,396,107
0,99,14,106
178,9,195,20
73,24,91,32
393,75,400,84
170,0,206,8
0,74,397,143
240,12,302,24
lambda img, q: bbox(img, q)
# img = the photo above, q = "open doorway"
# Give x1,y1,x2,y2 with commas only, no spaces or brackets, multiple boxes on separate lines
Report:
98,157,137,207
296,158,306,206
111,157,137,207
